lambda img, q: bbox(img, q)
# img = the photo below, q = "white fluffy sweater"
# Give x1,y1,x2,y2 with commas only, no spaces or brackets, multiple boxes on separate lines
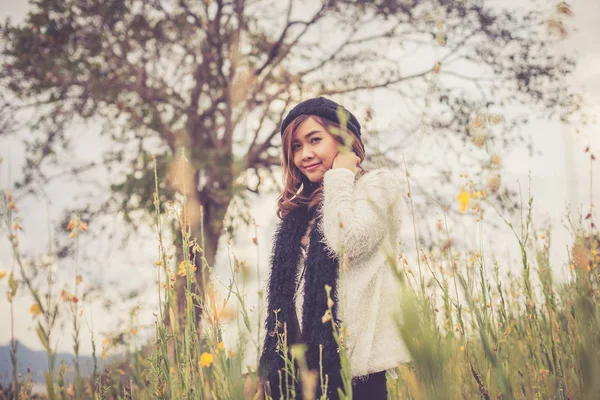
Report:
295,167,411,378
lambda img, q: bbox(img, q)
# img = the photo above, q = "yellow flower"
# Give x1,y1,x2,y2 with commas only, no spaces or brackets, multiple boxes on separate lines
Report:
0,271,7,280
218,341,225,351
457,191,471,212
177,261,197,277
199,352,213,367
227,349,236,358
460,345,465,352
30,303,42,317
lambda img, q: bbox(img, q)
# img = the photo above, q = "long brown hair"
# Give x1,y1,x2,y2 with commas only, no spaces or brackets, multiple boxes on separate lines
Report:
277,114,366,219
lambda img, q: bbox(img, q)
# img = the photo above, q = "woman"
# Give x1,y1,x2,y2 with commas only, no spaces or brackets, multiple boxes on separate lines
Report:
256,97,410,399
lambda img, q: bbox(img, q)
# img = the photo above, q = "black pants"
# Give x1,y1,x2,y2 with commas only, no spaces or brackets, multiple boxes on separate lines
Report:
352,370,387,400
268,370,387,399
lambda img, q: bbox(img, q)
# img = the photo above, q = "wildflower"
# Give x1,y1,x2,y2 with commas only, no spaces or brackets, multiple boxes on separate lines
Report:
490,153,502,167
472,134,487,148
12,221,23,231
556,2,573,16
487,115,502,125
546,18,568,39
0,271,6,280
66,219,88,238
435,31,446,46
154,260,162,266
457,191,471,212
327,298,334,309
218,341,225,351
227,349,236,358
436,220,443,231
177,261,196,277
76,275,83,285
199,352,214,367
460,346,465,352
30,303,42,317
61,289,78,303
572,243,590,271
440,239,453,253
488,175,501,192
130,328,138,336
219,306,235,322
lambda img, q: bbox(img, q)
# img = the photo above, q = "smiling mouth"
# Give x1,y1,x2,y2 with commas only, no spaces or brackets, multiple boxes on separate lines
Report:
304,163,321,171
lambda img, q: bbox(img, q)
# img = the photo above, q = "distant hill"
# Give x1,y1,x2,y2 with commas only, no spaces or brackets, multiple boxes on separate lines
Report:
0,341,117,385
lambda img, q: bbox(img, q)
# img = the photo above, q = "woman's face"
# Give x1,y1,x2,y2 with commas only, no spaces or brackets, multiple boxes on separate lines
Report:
292,117,340,183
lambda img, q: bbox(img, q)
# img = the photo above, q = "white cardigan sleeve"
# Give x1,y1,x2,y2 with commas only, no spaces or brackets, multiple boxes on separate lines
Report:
319,168,401,260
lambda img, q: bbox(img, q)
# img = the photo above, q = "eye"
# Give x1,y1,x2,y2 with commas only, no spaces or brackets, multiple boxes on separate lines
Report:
291,143,300,151
310,137,321,144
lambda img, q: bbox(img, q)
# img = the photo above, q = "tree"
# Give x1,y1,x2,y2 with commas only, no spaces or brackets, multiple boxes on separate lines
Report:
0,0,576,325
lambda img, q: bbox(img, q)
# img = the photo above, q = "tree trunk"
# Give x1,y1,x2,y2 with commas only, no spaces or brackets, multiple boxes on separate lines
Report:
168,168,233,333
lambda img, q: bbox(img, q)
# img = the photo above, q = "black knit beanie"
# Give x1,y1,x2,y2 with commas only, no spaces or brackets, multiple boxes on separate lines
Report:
280,97,363,146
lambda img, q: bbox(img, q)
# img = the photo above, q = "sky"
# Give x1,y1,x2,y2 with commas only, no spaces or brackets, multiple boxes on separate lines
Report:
1,0,599,375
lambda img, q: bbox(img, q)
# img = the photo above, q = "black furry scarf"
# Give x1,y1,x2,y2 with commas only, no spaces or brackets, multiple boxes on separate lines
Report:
258,203,343,399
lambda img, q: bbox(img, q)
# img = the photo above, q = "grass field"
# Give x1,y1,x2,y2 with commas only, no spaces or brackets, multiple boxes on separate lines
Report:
2,157,599,400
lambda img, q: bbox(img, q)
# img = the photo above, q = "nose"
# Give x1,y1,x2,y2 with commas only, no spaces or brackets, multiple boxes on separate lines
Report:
301,146,314,161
